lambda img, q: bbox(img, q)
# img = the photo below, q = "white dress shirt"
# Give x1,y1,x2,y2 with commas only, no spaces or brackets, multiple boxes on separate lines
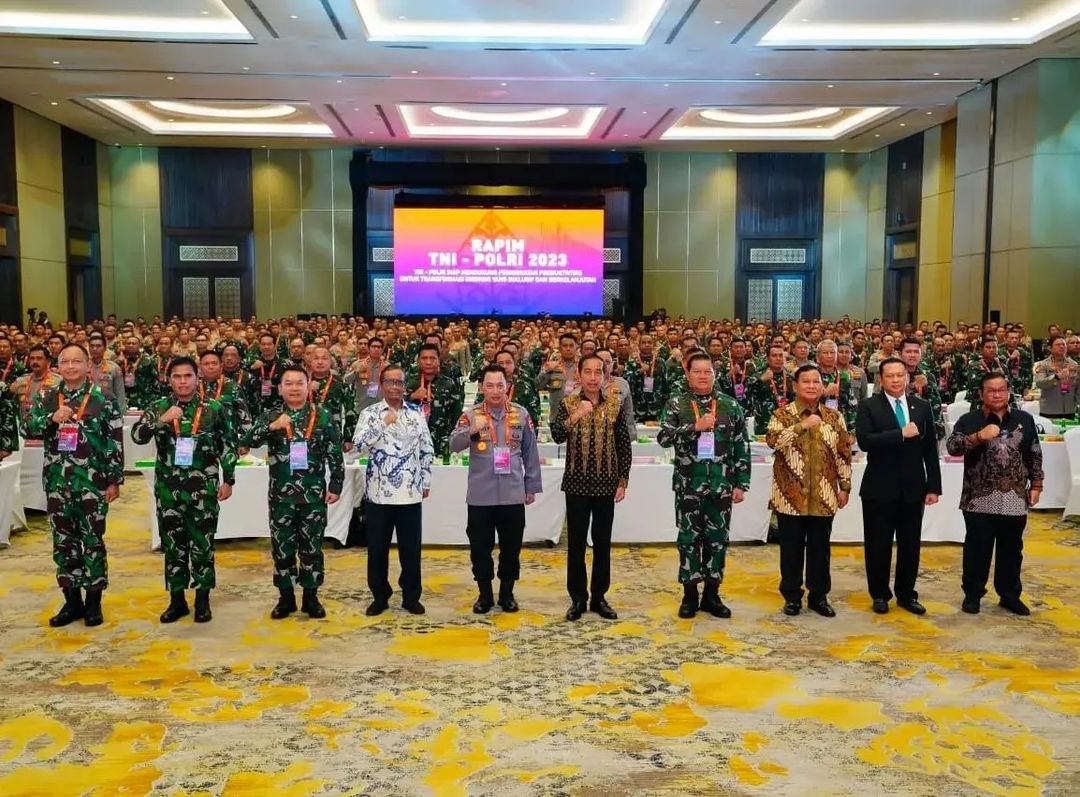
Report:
353,399,433,505
884,390,909,427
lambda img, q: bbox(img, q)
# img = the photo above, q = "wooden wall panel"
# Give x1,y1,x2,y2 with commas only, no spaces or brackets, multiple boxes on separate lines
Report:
159,147,253,230
736,153,825,238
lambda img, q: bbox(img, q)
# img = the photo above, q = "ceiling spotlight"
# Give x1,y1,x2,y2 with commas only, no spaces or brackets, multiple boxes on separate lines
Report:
642,110,648,114
336,79,343,83
1011,17,1021,22
51,60,60,65
714,20,722,24
410,70,418,74
290,15,299,20
50,101,58,106
754,72,761,76
588,71,596,76
899,123,906,127
368,130,374,134
608,17,615,22
242,66,250,71
874,134,880,137
166,75,175,80
926,111,933,115
932,72,941,76
826,84,834,88
840,148,845,152
500,82,507,87
801,18,809,23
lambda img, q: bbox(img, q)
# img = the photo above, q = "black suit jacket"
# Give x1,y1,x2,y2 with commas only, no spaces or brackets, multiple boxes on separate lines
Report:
855,391,943,502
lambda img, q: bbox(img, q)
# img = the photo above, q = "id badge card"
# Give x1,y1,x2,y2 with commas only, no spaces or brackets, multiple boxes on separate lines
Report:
125,373,135,388
697,432,716,460
939,374,947,389
643,376,655,393
261,379,273,397
1061,381,1072,395
734,383,747,401
421,402,431,419
777,396,789,408
492,445,512,474
825,398,839,411
366,383,379,398
174,436,195,467
57,424,79,452
289,441,309,471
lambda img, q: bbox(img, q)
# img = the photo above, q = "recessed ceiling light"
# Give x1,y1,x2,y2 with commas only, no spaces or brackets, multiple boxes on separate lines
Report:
840,148,845,152
495,146,500,150
702,107,840,125
663,106,895,141
623,133,628,136
932,72,940,76
874,133,880,137
1011,17,1021,22
642,111,648,114
899,123,906,127
714,20,722,24
431,106,569,123
410,70,418,74
51,60,60,65
754,72,761,76
242,66,250,71
50,101,58,106
336,79,343,83
826,84,834,88
166,75,175,80
201,10,209,14
368,130,374,134
290,15,299,20
588,71,596,76
926,111,933,115
398,16,406,20
801,18,809,23
148,100,298,118
609,18,616,22
500,82,507,86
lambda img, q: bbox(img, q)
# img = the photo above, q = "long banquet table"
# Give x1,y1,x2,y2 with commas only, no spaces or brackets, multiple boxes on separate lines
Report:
0,460,22,546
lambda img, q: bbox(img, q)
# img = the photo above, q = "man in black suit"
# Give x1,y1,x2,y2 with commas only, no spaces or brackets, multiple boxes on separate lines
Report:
855,357,942,615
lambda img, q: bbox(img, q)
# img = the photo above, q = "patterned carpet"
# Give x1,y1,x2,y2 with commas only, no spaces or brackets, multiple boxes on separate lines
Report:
1,477,1079,797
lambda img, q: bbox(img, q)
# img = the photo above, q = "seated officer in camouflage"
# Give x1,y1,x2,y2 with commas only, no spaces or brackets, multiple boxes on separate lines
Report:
198,349,251,448
26,343,124,628
132,357,236,624
307,346,358,454
750,345,796,435
246,366,344,620
450,364,543,614
245,332,289,419
658,351,751,619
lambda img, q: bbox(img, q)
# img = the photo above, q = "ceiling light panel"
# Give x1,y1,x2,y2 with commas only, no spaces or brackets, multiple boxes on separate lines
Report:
355,0,669,44
760,0,1080,47
0,0,252,41
399,104,605,139
662,106,896,141
88,99,333,137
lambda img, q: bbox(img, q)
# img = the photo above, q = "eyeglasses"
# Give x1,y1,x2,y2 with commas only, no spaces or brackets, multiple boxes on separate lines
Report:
983,387,1010,394
382,379,405,387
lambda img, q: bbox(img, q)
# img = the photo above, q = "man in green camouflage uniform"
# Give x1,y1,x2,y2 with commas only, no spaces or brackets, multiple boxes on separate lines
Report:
26,343,124,628
658,351,751,619
815,340,857,431
0,338,23,460
245,366,344,619
1002,329,1034,399
198,349,251,446
307,346,358,451
132,357,236,624
964,336,1014,412
406,342,464,458
897,338,945,439
245,333,289,419
624,334,667,422
750,345,796,435
717,337,757,416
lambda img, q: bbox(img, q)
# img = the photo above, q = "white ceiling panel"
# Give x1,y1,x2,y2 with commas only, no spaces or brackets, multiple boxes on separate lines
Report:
0,0,252,41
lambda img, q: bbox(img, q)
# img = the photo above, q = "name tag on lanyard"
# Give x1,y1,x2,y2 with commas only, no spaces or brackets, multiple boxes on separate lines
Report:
825,397,839,411
643,376,654,393
174,436,195,467
734,383,746,401
290,441,309,471
492,445,512,474
57,424,79,452
125,373,135,388
697,433,716,460
261,379,273,397
366,383,379,398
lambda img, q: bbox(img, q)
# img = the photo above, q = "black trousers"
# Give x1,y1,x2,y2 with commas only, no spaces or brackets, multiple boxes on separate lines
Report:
777,513,833,603
962,511,1026,600
566,493,615,603
466,504,525,585
861,498,924,602
365,501,423,603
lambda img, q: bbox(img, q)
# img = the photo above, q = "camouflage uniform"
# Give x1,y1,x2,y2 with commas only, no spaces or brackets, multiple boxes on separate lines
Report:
749,369,795,435
26,382,124,590
308,373,358,445
244,357,289,418
473,374,541,429
0,359,25,454
964,357,1016,412
405,369,464,457
907,367,945,440
132,355,169,409
624,356,667,422
1002,347,1034,397
658,390,751,583
819,369,856,431
199,377,251,445
132,396,237,591
716,361,757,417
246,404,344,589
14,372,61,436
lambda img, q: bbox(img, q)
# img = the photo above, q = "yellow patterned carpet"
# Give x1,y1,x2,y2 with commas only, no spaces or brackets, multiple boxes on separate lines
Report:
1,478,1079,797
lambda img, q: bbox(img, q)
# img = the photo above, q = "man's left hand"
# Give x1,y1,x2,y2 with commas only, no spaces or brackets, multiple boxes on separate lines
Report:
837,490,849,509
1029,488,1041,506
614,486,626,503
218,483,233,501
925,493,939,506
732,488,745,504
422,488,430,499
525,493,536,505
326,492,340,505
105,484,120,503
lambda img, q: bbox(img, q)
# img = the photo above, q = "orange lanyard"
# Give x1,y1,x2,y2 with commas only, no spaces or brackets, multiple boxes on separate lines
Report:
690,398,716,423
59,388,93,422
285,406,318,440
730,361,746,386
506,384,515,403
173,403,204,437
643,357,654,377
419,375,432,401
157,357,171,379
259,362,276,381
199,378,224,402
312,374,333,404
771,371,788,398
482,403,510,445
0,359,12,383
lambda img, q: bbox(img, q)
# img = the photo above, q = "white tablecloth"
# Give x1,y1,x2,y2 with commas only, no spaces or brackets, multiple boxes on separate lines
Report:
613,461,968,545
0,460,22,546
123,413,157,472
16,443,46,511
142,464,365,550
142,462,567,549
1039,441,1070,510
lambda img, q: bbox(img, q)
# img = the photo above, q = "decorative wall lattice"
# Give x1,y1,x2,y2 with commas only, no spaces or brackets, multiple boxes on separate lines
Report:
776,278,804,320
179,245,239,262
749,248,806,265
747,278,774,321
603,248,622,264
603,279,621,316
182,277,210,318
214,277,242,319
372,248,394,263
372,278,395,316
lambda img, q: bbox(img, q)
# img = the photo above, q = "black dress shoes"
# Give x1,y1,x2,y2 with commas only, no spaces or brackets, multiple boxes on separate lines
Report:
402,600,426,615
365,599,388,616
808,600,836,618
565,600,587,621
999,596,1031,616
497,595,519,613
782,600,801,616
590,598,618,620
961,598,981,614
898,599,926,616
872,599,889,614
473,595,495,614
